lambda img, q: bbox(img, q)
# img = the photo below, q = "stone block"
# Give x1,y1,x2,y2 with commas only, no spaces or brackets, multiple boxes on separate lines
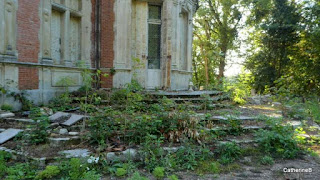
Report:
49,112,69,123
0,129,23,144
61,114,84,126
0,112,15,119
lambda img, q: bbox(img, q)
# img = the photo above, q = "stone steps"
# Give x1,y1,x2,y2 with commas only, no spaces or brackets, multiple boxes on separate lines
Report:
147,90,223,98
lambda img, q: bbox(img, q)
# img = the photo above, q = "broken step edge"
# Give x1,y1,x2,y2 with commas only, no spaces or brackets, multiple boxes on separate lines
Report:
4,117,37,123
0,112,15,119
0,129,23,145
61,114,85,126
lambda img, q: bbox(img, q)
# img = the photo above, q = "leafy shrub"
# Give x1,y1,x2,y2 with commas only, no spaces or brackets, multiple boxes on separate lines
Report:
0,104,13,111
140,135,166,171
196,161,220,175
216,142,242,164
115,168,127,177
82,170,101,180
168,174,179,180
5,162,38,180
152,167,165,179
260,155,274,165
255,119,301,159
69,158,85,180
49,92,73,111
0,151,8,178
35,165,60,180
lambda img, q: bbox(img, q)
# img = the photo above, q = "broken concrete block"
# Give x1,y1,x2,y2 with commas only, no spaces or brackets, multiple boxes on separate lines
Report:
0,129,23,144
59,149,90,158
61,114,84,126
5,118,36,123
0,112,15,119
59,128,68,135
49,112,69,123
106,148,138,162
49,137,80,147
68,132,79,136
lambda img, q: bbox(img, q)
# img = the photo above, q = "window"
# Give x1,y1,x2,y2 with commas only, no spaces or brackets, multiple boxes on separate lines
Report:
50,1,82,66
51,10,62,64
148,5,162,69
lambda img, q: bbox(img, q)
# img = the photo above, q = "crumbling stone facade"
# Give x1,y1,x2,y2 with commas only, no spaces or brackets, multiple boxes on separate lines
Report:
0,0,198,109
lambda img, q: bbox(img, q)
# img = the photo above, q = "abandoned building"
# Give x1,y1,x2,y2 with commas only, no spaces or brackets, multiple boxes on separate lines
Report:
0,0,199,109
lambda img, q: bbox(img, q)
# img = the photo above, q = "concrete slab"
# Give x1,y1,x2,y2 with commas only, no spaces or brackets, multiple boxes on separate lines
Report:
61,114,84,126
149,90,222,97
210,115,256,121
58,149,90,158
5,118,36,123
49,112,69,123
0,112,15,119
0,129,23,144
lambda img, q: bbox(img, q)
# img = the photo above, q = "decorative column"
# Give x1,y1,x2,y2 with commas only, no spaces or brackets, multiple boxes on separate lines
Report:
4,0,17,58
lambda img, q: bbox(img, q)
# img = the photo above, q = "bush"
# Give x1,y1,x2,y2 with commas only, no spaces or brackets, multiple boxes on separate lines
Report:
82,170,101,180
0,104,13,111
260,155,274,165
216,142,242,164
255,119,301,159
0,152,7,178
152,167,165,179
168,174,179,180
69,158,85,180
115,168,127,177
35,165,60,180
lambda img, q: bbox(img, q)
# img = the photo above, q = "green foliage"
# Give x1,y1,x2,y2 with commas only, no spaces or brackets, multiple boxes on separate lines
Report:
260,155,274,165
196,161,220,175
82,170,101,180
69,158,85,180
306,100,320,124
168,174,179,180
115,168,127,177
152,167,165,179
193,0,245,86
20,108,50,145
140,135,166,171
10,91,33,111
0,151,10,178
5,162,38,180
224,71,254,105
35,165,60,180
255,119,301,159
127,172,149,180
216,142,242,164
0,104,13,111
49,92,73,111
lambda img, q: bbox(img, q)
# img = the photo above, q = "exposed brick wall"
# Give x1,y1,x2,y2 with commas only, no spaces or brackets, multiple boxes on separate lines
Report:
16,0,40,90
18,67,39,90
100,0,115,88
17,0,40,63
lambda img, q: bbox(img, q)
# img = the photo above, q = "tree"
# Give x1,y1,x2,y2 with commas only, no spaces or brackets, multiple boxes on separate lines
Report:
245,0,300,93
193,0,244,87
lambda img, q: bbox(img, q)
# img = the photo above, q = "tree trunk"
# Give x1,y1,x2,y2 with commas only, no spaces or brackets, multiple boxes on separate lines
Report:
200,45,209,87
